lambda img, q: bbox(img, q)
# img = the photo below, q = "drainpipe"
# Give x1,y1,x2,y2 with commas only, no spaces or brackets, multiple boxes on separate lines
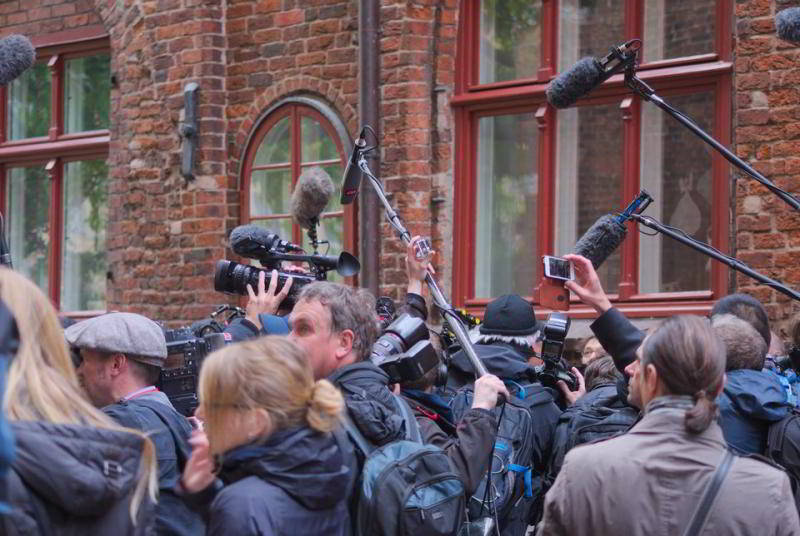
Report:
359,0,380,296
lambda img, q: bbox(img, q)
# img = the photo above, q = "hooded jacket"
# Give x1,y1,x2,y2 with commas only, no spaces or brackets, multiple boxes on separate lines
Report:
717,368,792,455
2,420,156,536
205,425,355,536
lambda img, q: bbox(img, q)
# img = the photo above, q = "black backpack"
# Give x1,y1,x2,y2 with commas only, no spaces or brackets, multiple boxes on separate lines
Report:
766,408,800,510
448,382,539,535
547,389,638,485
343,395,466,536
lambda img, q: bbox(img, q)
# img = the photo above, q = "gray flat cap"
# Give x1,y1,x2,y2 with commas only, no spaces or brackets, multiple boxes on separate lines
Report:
65,312,167,367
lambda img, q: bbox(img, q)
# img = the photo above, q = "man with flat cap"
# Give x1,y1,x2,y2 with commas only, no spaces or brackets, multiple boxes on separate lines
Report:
66,312,203,536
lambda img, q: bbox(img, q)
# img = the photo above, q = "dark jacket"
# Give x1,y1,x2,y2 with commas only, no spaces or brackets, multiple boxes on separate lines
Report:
590,307,646,402
717,368,792,455
186,426,354,536
402,389,497,495
328,362,410,451
449,342,562,484
2,420,156,535
104,392,204,536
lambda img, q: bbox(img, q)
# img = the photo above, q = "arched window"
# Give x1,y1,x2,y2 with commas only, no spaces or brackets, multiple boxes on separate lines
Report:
241,99,355,277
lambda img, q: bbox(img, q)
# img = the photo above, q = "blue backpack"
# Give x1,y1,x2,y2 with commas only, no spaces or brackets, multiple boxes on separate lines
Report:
343,396,466,536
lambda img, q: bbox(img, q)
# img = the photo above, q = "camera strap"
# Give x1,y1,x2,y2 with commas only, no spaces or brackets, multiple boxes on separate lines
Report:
681,449,734,536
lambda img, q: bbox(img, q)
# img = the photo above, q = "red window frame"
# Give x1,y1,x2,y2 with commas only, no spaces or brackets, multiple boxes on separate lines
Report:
452,0,733,320
240,102,357,276
0,27,110,314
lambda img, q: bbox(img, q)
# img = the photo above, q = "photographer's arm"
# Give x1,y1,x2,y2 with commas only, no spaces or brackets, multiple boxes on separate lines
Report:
562,254,644,372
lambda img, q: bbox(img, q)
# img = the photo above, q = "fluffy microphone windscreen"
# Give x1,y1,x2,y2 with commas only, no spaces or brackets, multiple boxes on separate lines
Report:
572,214,627,269
229,224,273,251
0,35,35,86
292,166,335,229
545,57,604,109
777,7,800,44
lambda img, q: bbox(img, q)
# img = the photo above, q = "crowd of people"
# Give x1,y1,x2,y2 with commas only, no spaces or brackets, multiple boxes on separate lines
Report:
1,236,800,535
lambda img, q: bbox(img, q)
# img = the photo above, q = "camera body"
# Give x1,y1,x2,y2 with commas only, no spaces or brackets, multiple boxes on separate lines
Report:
538,312,578,391
371,313,440,384
158,328,228,417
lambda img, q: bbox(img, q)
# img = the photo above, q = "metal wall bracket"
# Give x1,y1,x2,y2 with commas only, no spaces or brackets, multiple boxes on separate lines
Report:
179,82,199,180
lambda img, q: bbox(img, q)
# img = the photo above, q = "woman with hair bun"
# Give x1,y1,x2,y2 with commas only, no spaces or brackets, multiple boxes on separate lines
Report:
180,336,355,536
539,315,800,536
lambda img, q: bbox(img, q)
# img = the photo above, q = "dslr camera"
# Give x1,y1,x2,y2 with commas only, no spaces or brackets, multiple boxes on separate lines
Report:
214,226,360,306
537,312,579,391
371,313,441,384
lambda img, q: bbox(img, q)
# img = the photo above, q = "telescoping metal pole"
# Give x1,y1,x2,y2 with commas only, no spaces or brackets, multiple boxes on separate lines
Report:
357,155,491,378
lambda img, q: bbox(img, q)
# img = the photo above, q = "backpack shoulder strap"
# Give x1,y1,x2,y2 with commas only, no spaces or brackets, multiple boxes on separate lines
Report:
341,409,375,457
394,394,422,443
767,410,798,461
681,450,735,536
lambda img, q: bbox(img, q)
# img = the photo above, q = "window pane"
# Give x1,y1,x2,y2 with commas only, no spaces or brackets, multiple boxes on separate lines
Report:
475,113,537,298
7,63,50,140
61,159,108,310
250,168,291,217
64,54,111,133
254,117,290,166
555,104,622,292
644,0,716,62
558,0,625,72
479,0,541,84
640,92,714,293
301,116,339,162
6,166,50,291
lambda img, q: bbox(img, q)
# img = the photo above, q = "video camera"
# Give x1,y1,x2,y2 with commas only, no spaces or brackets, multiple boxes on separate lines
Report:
537,312,579,391
214,226,360,307
371,313,441,385
158,306,243,416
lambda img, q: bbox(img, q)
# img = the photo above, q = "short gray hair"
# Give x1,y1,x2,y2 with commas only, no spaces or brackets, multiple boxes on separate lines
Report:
298,282,379,361
711,313,768,371
470,326,540,350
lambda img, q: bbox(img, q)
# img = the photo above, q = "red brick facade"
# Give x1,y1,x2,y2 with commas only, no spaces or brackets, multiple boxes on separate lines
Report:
0,1,799,334
735,0,800,334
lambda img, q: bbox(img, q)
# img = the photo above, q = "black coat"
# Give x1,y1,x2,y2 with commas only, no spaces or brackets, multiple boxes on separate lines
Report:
590,307,646,401
2,420,156,535
328,362,410,450
203,426,354,536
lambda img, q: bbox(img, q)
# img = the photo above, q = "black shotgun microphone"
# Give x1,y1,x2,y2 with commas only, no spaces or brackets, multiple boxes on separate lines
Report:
546,39,640,109
777,8,800,44
340,127,367,205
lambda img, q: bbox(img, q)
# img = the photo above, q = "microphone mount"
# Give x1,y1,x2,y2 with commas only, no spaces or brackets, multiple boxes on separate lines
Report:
622,43,800,212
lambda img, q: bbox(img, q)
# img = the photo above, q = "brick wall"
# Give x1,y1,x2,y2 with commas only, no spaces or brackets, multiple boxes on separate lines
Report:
734,0,800,336
93,0,230,323
379,0,459,304
0,0,101,34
